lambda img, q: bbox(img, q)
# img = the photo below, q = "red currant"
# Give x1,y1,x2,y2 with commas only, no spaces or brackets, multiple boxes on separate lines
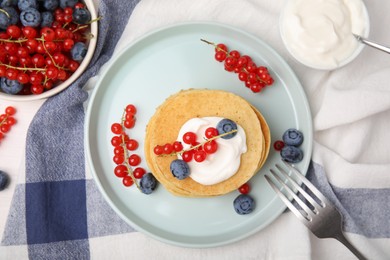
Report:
203,140,218,154
111,136,122,146
125,104,137,115
183,132,197,145
114,165,128,178
126,139,138,151
238,183,250,194
205,127,219,138
123,118,135,129
133,167,146,179
111,123,123,134
122,176,134,187
163,143,173,154
194,150,207,162
214,51,227,62
172,141,183,152
215,43,227,52
113,154,125,165
273,140,285,151
153,145,163,155
5,106,16,116
128,154,141,166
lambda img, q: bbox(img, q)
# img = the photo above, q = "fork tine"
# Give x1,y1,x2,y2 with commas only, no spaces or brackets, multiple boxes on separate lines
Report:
282,161,328,207
275,164,322,212
265,173,313,222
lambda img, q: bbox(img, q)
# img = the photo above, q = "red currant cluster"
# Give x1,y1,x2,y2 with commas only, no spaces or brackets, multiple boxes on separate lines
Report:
111,104,148,188
201,39,274,93
0,3,96,95
0,106,16,143
153,127,237,163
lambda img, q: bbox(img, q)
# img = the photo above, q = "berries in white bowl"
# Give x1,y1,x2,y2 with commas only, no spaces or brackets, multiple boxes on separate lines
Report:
0,0,98,101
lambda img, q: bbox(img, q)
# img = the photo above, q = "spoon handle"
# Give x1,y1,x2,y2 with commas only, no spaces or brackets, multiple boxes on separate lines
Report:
353,34,390,54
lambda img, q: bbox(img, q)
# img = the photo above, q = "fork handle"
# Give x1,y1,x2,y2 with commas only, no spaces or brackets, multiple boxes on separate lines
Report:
335,233,367,260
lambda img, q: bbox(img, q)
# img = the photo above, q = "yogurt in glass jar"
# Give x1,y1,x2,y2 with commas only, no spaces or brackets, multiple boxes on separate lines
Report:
280,0,370,70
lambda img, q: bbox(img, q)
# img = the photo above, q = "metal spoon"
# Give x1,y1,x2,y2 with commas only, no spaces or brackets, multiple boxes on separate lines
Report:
353,34,390,54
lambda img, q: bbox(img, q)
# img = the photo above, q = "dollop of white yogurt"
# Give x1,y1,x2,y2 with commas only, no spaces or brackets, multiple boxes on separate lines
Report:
280,0,369,69
177,117,247,185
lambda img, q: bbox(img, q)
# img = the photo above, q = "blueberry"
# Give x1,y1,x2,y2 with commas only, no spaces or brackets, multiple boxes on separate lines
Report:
140,172,158,195
282,128,304,146
0,7,18,30
216,118,237,139
70,42,87,61
0,78,23,94
18,0,37,11
20,8,41,27
43,0,58,11
170,159,190,180
0,170,9,191
59,0,77,8
280,145,303,163
233,194,255,215
0,0,17,7
72,7,91,25
40,11,53,27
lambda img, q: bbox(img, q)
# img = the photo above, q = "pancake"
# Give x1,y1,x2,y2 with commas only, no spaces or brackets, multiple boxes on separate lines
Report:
144,89,270,197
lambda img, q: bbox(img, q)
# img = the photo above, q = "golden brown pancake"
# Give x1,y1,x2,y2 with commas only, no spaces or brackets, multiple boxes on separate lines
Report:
144,89,270,197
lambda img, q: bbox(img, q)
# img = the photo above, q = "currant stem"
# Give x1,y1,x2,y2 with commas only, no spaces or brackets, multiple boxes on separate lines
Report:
0,8,10,18
0,62,46,72
120,109,141,191
0,114,8,126
158,129,238,157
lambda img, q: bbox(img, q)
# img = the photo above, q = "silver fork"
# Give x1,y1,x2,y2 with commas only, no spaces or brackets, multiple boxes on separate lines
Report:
265,162,367,260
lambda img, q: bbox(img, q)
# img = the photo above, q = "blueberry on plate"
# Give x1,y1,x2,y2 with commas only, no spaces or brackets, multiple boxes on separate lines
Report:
0,170,9,191
216,118,237,139
40,11,53,27
72,7,91,25
282,128,303,146
43,0,59,11
170,159,190,180
18,0,38,11
0,78,23,94
280,145,303,163
140,172,158,195
233,194,255,215
20,8,41,27
71,42,87,61
59,0,78,8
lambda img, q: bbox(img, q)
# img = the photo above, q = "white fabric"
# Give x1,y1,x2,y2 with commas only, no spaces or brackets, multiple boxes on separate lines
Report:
1,0,390,259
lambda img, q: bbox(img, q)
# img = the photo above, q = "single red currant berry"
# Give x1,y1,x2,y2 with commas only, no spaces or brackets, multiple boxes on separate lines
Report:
237,56,249,67
31,84,44,95
172,141,183,152
128,154,141,166
63,38,75,51
1,123,10,133
133,167,146,179
224,56,237,67
203,140,218,154
111,136,122,146
122,176,134,187
238,71,248,82
163,143,173,154
31,54,45,67
238,183,250,194
273,140,285,151
215,43,227,52
29,72,44,85
229,50,240,58
46,66,59,80
194,150,207,162
126,139,138,151
205,127,219,138
111,123,123,134
6,69,18,80
125,104,137,115
7,117,16,126
113,154,125,165
182,150,193,162
22,26,37,39
123,118,135,129
5,106,16,116
68,60,79,72
17,72,29,84
214,51,227,62
114,165,128,178
250,82,265,93
44,80,54,90
183,132,197,145
246,61,257,72
153,145,163,155
114,146,124,155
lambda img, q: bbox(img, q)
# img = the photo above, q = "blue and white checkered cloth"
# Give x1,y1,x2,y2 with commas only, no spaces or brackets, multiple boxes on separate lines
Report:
1,0,390,259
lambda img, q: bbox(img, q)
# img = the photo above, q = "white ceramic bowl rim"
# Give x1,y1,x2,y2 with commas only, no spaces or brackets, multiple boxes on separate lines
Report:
0,0,98,101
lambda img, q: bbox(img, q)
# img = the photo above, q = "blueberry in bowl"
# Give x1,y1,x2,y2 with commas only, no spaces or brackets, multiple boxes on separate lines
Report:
0,0,98,101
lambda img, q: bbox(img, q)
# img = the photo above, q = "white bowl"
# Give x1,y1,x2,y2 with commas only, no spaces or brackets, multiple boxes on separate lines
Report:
0,0,98,101
279,0,370,70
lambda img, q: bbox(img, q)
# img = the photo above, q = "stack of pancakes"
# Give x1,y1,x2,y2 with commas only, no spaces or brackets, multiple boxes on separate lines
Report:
144,89,270,197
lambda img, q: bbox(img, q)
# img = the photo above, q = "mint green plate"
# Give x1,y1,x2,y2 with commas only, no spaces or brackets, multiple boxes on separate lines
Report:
85,22,313,248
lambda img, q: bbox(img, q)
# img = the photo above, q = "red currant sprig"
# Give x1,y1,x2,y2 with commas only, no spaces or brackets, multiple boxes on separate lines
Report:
201,39,274,93
153,127,237,163
110,104,146,189
0,106,16,143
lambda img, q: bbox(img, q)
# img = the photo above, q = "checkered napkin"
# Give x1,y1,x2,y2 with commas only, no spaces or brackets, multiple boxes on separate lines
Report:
1,0,140,258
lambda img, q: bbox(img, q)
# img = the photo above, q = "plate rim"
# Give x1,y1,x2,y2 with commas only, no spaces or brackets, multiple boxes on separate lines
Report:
84,21,313,248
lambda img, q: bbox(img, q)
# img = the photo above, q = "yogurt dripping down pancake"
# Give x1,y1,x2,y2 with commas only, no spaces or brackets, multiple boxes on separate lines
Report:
144,89,270,197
